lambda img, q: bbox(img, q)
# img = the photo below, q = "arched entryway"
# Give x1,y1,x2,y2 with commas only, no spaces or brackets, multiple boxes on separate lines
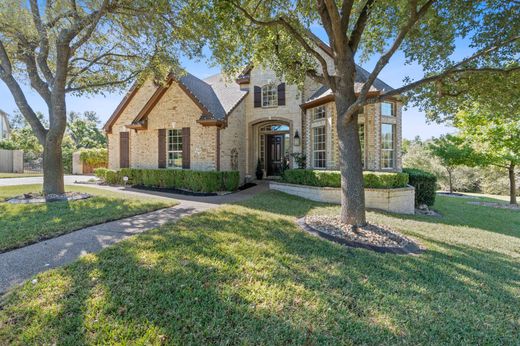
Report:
256,121,290,176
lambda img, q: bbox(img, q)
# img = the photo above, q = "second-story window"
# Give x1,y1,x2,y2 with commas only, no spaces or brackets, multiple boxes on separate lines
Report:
261,84,278,107
381,102,395,117
313,106,326,120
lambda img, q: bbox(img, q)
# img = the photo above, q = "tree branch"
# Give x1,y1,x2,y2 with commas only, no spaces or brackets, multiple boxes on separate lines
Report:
29,0,54,84
229,0,334,87
356,0,435,106
340,0,355,33
363,66,520,104
65,70,140,93
348,0,376,53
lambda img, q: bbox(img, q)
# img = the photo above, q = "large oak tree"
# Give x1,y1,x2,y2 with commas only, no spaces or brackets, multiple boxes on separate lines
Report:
0,0,196,195
190,0,519,225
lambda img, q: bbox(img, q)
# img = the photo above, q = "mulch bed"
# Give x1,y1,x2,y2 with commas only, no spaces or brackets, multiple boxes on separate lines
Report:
6,192,91,204
298,216,424,255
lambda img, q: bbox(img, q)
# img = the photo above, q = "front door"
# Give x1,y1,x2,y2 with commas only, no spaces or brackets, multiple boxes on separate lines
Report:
266,134,284,176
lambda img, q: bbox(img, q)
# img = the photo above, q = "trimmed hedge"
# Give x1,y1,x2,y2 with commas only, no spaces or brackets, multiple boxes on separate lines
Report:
403,168,437,206
281,169,409,189
79,148,108,166
96,168,240,193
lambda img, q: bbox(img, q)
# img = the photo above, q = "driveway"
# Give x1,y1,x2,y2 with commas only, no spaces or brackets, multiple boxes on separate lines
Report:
0,175,94,186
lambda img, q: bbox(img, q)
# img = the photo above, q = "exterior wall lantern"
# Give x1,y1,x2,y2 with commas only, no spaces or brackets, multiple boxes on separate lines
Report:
294,130,300,146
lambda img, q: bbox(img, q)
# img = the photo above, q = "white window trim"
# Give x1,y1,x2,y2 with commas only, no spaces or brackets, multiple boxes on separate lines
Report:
312,125,326,169
381,123,395,170
359,122,366,168
261,84,278,108
167,129,183,169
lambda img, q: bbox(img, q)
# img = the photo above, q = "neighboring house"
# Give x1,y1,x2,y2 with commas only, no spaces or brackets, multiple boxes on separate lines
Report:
0,110,10,140
104,40,402,181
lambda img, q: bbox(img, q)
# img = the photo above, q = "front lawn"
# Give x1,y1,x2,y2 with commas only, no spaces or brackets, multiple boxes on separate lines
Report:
0,185,176,252
0,191,518,344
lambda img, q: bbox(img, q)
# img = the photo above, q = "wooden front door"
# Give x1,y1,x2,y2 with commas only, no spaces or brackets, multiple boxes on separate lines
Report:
266,134,284,176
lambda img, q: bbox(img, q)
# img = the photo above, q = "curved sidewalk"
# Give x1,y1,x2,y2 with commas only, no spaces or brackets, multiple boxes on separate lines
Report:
0,182,267,294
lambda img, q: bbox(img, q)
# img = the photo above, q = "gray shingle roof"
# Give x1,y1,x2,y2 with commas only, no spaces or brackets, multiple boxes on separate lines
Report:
174,72,248,121
306,65,393,103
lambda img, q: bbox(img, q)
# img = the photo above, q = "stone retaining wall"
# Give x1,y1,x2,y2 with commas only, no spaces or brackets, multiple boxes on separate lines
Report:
269,181,415,214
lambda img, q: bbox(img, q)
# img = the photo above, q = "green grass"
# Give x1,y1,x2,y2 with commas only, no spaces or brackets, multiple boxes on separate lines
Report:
0,191,519,344
0,172,42,178
0,185,176,252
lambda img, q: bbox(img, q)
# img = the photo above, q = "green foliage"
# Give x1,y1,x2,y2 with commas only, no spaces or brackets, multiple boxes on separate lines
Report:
61,136,76,174
67,112,106,149
98,169,240,193
255,159,263,179
403,168,437,207
94,168,109,180
281,169,408,189
79,148,108,167
429,134,480,169
290,153,307,169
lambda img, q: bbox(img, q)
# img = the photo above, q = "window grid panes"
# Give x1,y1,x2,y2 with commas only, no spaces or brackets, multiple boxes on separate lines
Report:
359,123,365,167
313,106,326,120
259,134,265,166
261,85,278,107
381,124,395,169
168,129,183,169
313,126,326,168
381,102,394,117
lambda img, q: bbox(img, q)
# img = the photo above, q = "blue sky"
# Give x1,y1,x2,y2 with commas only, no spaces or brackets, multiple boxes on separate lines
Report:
0,27,457,140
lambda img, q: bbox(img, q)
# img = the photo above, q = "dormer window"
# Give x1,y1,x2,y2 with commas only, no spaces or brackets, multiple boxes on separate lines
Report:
261,84,278,107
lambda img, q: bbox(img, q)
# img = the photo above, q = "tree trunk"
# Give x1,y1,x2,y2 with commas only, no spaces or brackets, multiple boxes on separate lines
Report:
335,93,366,226
42,136,65,196
509,163,517,206
447,169,453,194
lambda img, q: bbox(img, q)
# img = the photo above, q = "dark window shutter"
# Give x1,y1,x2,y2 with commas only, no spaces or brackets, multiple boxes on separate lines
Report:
277,83,286,106
119,132,129,168
254,86,261,108
158,129,166,168
182,127,190,169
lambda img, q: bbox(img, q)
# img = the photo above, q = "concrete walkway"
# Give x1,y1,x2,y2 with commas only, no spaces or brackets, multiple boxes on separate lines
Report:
0,182,268,294
0,175,94,186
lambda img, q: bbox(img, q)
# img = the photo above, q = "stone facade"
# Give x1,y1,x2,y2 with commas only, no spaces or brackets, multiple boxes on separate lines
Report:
270,181,415,214
105,65,403,182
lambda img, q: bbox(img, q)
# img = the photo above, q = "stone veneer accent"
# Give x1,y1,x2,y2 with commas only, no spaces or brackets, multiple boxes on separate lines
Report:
270,181,415,214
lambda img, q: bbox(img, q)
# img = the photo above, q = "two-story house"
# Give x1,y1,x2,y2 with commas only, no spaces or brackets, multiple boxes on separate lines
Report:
104,44,402,181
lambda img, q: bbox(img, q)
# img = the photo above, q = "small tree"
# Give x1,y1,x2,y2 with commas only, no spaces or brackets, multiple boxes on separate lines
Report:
67,111,106,149
429,135,478,194
0,0,194,195
455,106,519,205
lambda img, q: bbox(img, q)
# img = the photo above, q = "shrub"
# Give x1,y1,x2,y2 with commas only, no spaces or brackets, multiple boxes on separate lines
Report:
94,168,108,180
79,148,108,167
403,168,437,206
104,169,240,193
281,169,409,189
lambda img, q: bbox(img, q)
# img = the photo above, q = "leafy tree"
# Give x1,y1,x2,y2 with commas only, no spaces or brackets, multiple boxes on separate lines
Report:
67,111,106,149
455,106,520,205
190,0,519,225
0,0,195,195
429,134,479,194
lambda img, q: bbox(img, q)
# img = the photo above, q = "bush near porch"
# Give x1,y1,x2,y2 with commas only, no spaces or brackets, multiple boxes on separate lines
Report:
282,169,409,189
95,168,240,193
403,168,437,206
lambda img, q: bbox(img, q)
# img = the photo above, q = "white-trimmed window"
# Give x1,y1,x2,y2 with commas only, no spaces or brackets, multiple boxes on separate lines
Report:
359,123,365,167
261,84,278,107
313,106,326,120
381,102,395,117
167,129,183,168
381,124,395,169
313,126,326,168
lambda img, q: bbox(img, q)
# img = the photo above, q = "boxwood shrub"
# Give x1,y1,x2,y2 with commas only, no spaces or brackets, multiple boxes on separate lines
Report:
97,168,240,193
403,168,437,206
281,169,409,189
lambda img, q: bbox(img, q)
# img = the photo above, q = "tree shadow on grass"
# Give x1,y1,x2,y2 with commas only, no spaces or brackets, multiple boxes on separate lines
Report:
1,206,519,344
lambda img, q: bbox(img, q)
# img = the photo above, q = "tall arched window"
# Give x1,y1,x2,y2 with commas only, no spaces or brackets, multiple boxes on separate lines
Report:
261,84,278,107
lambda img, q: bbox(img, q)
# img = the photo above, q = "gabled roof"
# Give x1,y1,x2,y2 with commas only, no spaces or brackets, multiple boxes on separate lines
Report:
104,71,249,132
